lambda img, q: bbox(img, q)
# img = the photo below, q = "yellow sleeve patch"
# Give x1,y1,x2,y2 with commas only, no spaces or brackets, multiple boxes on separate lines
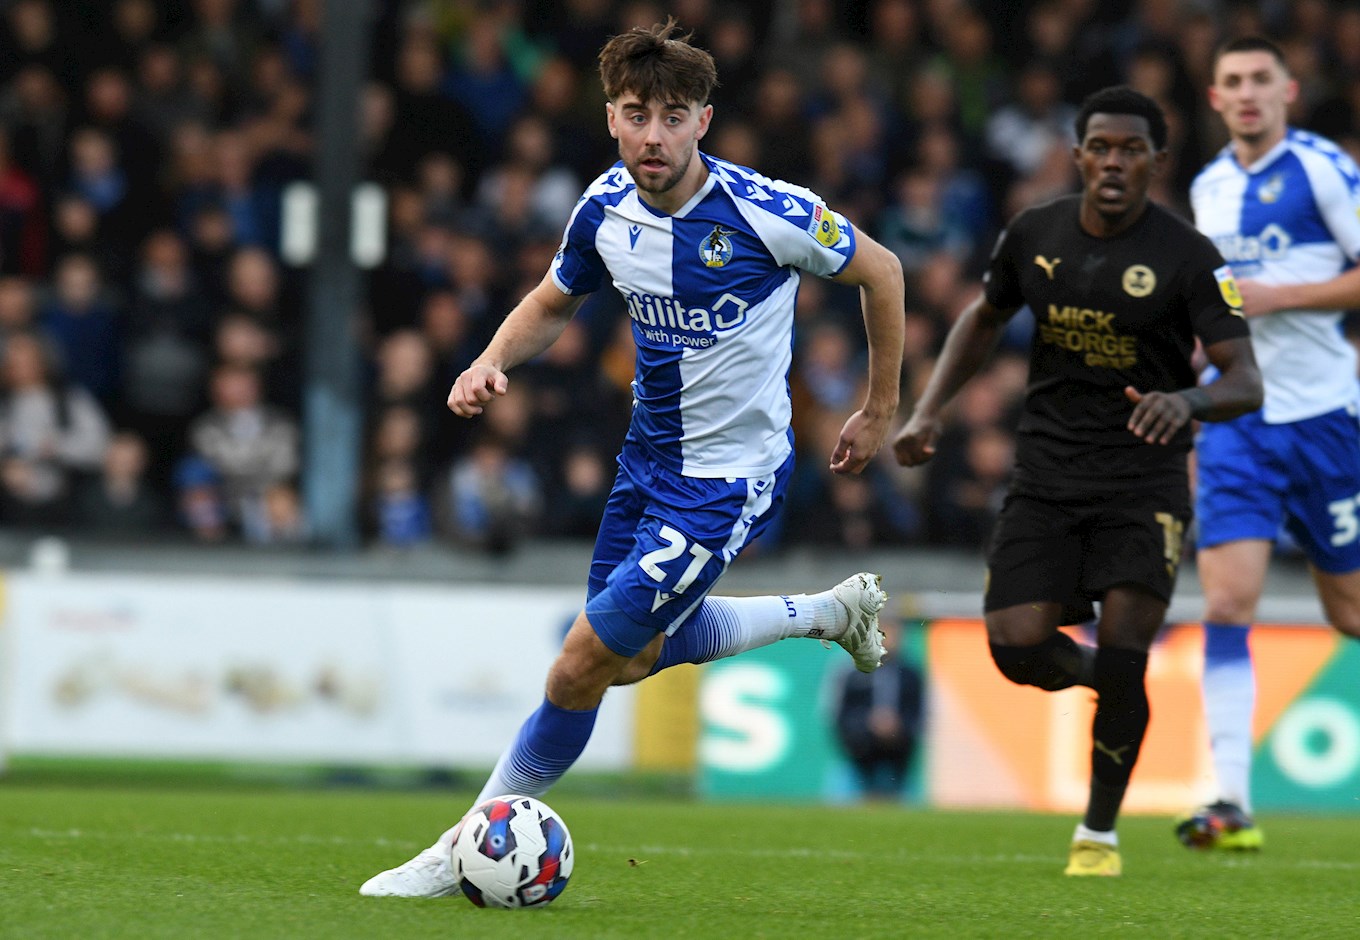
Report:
1213,264,1243,312
808,204,841,248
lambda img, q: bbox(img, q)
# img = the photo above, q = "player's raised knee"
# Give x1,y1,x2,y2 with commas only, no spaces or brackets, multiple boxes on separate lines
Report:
989,638,1082,691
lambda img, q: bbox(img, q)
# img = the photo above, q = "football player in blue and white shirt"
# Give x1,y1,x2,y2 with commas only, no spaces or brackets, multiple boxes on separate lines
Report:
1185,37,1360,851
360,19,906,898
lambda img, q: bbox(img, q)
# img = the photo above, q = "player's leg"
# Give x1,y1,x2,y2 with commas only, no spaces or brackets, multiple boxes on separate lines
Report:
361,460,653,898
473,611,634,804
1085,588,1164,817
628,573,887,680
474,435,767,804
1060,586,1165,878
1066,497,1185,876
1290,407,1360,641
1189,412,1284,843
468,448,663,806
1184,407,1360,849
1196,538,1271,816
615,450,887,681
983,493,1094,690
358,608,635,898
1313,568,1360,638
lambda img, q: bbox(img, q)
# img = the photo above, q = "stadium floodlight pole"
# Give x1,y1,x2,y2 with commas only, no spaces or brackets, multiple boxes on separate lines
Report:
302,0,373,549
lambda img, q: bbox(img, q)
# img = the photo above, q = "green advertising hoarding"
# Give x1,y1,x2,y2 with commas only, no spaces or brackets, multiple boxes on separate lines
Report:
699,625,926,802
1255,638,1360,810
699,618,1359,813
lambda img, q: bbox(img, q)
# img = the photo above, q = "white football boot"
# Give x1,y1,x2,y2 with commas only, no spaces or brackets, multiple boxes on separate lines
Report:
359,821,464,898
829,572,888,672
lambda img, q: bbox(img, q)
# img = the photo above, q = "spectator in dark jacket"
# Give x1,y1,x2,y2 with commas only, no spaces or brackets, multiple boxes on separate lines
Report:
834,619,925,800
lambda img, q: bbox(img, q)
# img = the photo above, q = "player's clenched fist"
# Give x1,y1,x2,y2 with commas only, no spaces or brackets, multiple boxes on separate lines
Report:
447,363,508,417
891,414,941,467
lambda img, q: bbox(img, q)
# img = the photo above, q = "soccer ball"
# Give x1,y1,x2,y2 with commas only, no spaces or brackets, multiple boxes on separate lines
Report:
451,795,573,908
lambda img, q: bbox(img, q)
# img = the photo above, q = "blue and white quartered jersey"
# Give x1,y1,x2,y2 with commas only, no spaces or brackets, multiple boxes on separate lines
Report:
1191,128,1360,423
551,153,854,478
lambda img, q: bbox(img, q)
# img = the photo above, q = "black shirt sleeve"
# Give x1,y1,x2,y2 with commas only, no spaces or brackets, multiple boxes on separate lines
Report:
982,216,1026,310
1182,234,1251,347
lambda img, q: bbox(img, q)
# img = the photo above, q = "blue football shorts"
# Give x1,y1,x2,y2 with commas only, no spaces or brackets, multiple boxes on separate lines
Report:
1196,406,1360,573
583,436,792,657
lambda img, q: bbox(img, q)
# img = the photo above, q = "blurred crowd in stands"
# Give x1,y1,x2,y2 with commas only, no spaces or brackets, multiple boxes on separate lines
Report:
4,0,1360,552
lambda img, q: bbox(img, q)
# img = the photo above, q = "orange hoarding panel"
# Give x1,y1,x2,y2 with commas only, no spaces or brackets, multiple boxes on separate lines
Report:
927,619,1338,813
1249,627,1339,739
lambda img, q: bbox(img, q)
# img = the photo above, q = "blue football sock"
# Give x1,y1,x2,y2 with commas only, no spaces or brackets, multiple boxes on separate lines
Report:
648,597,744,673
476,697,597,803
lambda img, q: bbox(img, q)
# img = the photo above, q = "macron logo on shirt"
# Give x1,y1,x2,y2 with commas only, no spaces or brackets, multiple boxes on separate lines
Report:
629,224,641,250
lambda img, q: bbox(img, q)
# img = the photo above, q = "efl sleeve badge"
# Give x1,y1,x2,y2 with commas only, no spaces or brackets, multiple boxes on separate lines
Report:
807,204,841,248
1213,264,1244,311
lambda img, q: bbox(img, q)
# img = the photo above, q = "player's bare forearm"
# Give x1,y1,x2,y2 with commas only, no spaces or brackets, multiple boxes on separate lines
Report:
448,274,585,417
1196,335,1262,420
1240,267,1360,316
478,275,583,373
892,293,1010,466
834,235,905,418
856,241,906,418
915,294,1008,417
1124,336,1261,444
828,236,904,474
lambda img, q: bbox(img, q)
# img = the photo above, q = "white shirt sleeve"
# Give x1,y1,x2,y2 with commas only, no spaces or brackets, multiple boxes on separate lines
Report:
1301,148,1360,262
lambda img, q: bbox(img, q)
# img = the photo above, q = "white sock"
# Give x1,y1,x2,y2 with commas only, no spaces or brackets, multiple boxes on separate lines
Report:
788,589,851,639
474,748,516,806
1074,823,1118,847
1203,626,1255,813
650,592,848,673
709,591,849,650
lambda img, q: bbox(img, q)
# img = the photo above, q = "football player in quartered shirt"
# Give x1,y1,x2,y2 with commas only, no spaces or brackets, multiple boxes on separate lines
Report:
360,18,906,899
1179,36,1360,853
893,86,1261,877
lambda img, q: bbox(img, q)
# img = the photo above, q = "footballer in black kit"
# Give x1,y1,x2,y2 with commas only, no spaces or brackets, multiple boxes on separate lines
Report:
893,86,1262,876
983,193,1253,613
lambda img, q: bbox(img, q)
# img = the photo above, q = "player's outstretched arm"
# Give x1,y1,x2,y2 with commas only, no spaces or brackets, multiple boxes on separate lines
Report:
828,233,906,475
1237,266,1360,318
447,272,587,417
892,292,1014,467
1123,336,1262,444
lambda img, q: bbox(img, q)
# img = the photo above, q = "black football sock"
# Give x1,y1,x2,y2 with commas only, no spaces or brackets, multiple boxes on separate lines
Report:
1050,631,1097,689
1084,645,1150,832
1084,779,1127,835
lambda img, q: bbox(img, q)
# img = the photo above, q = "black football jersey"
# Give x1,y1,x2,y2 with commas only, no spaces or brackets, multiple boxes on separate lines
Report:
984,195,1250,497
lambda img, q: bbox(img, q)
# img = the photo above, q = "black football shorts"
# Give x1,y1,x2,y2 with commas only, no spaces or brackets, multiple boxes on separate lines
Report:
984,489,1190,617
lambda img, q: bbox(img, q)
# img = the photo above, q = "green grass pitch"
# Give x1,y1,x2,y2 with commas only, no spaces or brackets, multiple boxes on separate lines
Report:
2,778,1357,939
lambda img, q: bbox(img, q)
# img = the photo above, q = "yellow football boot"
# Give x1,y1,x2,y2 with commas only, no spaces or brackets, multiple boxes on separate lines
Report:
1064,840,1122,876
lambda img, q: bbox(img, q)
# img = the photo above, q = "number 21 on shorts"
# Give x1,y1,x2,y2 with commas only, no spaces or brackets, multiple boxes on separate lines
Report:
638,524,714,612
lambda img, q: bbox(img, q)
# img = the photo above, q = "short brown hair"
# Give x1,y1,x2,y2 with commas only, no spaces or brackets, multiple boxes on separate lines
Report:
598,17,718,106
1213,36,1288,73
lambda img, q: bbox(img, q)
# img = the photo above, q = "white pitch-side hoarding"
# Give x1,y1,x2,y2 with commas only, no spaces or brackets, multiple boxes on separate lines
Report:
0,571,635,768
